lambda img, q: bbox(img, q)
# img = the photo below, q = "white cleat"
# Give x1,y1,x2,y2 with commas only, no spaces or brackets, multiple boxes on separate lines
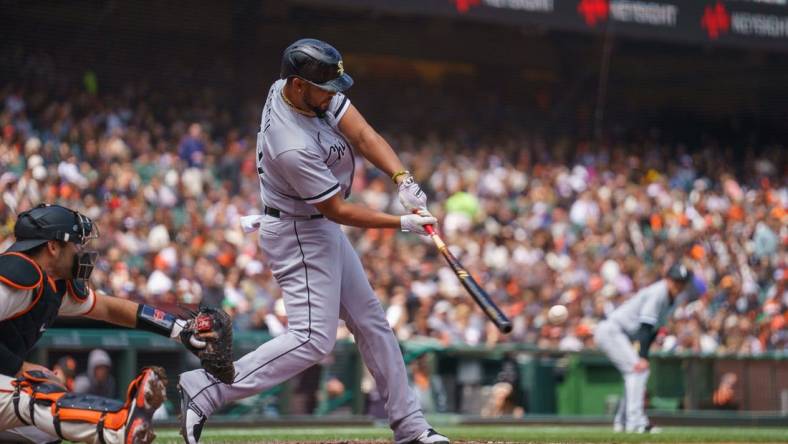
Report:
630,424,662,434
409,428,450,444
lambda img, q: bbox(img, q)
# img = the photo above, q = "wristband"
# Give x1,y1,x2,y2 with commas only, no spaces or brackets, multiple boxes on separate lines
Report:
391,170,410,183
136,304,177,338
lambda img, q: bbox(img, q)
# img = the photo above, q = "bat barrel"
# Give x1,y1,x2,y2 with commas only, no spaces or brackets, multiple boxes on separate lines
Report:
426,224,512,334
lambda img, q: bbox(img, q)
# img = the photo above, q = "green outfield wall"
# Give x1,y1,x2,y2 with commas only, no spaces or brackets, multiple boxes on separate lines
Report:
31,330,787,419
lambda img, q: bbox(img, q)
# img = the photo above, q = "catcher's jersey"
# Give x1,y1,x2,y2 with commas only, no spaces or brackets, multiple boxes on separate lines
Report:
256,79,354,216
608,279,672,337
0,277,95,320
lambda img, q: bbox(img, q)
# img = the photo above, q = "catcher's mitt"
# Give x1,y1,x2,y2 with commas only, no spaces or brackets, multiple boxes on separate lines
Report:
181,307,235,384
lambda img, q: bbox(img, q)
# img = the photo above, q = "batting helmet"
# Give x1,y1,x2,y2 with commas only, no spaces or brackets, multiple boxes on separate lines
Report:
280,38,353,93
7,204,97,252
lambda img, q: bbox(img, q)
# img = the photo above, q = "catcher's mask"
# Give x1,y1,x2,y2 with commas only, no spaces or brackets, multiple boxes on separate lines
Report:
7,203,100,281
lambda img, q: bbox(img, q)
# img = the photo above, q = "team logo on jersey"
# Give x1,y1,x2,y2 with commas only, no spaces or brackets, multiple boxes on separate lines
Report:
326,141,348,167
337,60,344,76
320,132,349,168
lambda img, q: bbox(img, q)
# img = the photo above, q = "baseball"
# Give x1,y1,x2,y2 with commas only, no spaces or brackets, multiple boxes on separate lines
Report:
547,304,569,325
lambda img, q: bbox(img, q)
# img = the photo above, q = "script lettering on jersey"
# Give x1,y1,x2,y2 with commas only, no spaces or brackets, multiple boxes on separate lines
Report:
322,132,349,167
317,132,348,168
257,87,275,186
262,85,274,135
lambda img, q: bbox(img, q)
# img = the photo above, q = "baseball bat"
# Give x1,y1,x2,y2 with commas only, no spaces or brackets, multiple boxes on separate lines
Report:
424,224,513,334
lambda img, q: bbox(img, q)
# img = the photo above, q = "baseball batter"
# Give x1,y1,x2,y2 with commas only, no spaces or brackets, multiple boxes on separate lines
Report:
594,263,693,433
178,38,449,444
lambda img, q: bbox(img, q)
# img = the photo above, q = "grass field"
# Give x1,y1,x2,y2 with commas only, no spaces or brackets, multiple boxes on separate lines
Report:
153,425,788,443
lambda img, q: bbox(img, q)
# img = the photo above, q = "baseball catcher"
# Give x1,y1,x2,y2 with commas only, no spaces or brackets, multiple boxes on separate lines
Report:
0,203,234,444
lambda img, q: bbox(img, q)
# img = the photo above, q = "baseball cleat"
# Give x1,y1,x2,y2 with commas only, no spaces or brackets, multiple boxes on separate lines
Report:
125,366,168,444
629,424,662,434
409,428,450,444
178,383,207,444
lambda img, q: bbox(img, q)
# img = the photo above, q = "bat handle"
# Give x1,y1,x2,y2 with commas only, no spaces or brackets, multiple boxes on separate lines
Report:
411,209,437,236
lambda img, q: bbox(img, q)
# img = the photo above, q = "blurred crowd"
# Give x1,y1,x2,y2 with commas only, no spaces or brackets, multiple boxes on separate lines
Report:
0,62,786,358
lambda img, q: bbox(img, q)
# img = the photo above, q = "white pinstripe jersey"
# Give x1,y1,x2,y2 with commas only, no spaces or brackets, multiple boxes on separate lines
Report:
255,79,354,216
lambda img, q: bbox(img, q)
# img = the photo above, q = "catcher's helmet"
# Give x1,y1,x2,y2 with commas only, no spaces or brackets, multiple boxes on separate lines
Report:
6,204,97,253
280,38,353,92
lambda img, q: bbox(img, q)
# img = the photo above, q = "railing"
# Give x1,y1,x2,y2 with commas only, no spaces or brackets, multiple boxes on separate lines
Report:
31,329,788,421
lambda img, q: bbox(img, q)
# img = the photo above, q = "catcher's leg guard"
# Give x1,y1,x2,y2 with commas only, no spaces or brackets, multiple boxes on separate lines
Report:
122,366,168,444
10,367,167,444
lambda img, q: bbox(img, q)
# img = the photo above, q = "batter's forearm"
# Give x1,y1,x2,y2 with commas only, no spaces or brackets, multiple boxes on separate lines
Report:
322,200,401,229
338,104,406,180
355,127,405,180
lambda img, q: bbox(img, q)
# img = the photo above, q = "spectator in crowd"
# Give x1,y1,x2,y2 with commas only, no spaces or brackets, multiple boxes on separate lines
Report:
73,349,116,398
712,372,738,410
52,355,77,392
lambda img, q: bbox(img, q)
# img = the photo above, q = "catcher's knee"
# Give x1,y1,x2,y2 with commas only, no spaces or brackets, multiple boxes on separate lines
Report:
12,369,143,443
11,370,69,428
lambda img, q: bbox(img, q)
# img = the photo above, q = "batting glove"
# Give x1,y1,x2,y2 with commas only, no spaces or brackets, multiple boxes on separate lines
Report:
400,210,437,236
397,175,428,212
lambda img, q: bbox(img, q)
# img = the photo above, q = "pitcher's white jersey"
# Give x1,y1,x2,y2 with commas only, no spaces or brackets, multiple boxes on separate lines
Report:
256,79,354,215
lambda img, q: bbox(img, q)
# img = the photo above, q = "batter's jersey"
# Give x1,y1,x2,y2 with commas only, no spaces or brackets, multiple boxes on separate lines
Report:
608,279,672,338
256,79,354,215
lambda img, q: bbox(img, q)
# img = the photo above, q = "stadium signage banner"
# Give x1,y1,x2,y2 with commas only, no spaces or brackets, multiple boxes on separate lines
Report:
298,0,788,50
478,0,555,13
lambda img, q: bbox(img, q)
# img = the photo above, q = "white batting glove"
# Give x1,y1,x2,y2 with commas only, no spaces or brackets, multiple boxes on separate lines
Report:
397,175,428,212
400,210,437,236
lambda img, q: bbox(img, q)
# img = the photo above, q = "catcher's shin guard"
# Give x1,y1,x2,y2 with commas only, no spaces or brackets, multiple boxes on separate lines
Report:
123,366,168,444
11,367,167,444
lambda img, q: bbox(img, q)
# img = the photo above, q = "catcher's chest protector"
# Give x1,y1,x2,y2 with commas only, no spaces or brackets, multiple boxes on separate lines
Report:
0,253,71,364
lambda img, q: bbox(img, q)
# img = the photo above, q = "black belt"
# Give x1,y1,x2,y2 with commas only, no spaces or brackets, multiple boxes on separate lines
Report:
264,206,324,220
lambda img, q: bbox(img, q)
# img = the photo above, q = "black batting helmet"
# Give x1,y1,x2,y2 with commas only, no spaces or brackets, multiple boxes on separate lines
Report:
280,38,353,93
6,204,97,253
